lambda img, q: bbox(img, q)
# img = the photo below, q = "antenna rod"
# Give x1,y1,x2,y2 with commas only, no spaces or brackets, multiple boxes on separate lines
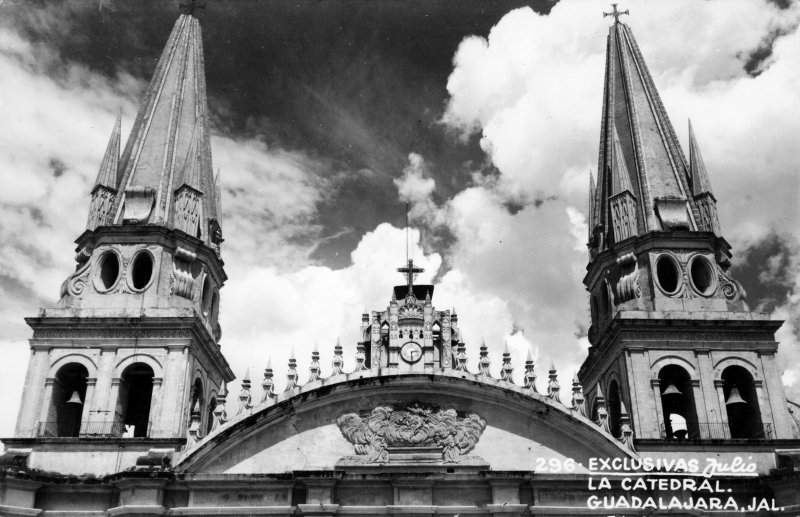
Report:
406,202,410,264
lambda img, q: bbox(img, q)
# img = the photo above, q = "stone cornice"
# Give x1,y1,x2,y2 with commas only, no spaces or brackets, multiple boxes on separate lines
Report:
579,316,782,385
24,314,234,382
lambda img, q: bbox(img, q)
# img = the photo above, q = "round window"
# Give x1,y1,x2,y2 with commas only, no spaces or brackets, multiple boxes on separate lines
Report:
655,254,681,295
130,251,154,290
96,251,121,291
688,254,716,296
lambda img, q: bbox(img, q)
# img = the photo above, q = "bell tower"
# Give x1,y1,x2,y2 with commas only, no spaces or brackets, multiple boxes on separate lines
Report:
579,10,797,444
9,5,234,471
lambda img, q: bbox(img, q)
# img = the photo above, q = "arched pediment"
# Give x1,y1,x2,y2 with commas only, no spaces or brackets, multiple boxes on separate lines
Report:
178,371,636,474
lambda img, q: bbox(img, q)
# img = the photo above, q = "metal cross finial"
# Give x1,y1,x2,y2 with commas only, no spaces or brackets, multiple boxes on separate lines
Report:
603,3,629,24
397,259,424,289
179,0,206,16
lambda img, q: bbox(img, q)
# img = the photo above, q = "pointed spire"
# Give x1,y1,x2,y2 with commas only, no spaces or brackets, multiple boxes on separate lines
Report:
592,17,699,252
308,342,322,382
688,120,714,198
109,12,220,239
478,339,491,377
688,120,721,235
547,361,561,403
86,113,122,230
261,358,276,404
95,112,121,190
331,338,345,376
523,349,537,393
285,349,299,391
500,340,514,383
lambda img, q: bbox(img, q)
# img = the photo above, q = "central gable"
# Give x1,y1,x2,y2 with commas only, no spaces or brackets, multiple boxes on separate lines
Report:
178,372,635,473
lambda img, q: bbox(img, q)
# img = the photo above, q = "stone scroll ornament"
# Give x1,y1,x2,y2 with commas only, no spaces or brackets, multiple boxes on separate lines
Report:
336,406,486,464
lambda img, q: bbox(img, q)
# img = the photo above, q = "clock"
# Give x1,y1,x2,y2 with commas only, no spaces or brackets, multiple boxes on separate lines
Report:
400,342,422,363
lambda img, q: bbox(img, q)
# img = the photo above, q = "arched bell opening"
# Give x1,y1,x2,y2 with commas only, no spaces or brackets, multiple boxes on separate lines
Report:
117,363,155,437
191,377,204,431
48,363,89,437
722,365,765,439
206,396,217,435
658,365,698,440
607,380,621,437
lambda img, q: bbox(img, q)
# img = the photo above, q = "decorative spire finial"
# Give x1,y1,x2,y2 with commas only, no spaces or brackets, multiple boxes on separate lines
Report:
236,370,252,416
500,341,514,383
571,372,586,417
478,339,491,377
261,358,276,404
332,338,345,376
285,351,299,392
308,343,322,382
523,349,537,393
454,341,468,372
547,361,561,403
603,3,629,24
211,382,227,432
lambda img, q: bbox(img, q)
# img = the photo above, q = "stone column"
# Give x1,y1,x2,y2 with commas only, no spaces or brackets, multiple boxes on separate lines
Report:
79,377,97,434
148,377,164,438
14,348,50,437
753,380,774,438
758,350,794,438
650,379,665,438
690,379,709,439
695,350,718,417
714,380,730,439
36,378,58,437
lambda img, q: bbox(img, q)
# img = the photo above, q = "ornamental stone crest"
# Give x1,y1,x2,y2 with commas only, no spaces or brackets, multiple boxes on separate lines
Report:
336,405,486,464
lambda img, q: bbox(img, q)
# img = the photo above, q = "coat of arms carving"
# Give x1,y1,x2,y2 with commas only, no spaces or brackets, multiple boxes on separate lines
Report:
336,405,486,464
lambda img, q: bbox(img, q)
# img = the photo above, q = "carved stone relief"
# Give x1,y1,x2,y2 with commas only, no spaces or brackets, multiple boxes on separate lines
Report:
336,405,486,464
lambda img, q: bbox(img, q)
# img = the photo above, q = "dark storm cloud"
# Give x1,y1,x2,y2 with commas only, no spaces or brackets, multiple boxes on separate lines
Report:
1,0,556,267
731,232,799,313
740,24,798,77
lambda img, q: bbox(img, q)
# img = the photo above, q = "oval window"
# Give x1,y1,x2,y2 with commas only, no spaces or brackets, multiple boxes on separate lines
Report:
201,276,213,317
131,252,154,290
655,254,680,295
689,255,716,296
97,251,120,291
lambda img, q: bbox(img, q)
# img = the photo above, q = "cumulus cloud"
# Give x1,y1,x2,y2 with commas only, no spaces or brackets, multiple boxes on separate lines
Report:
436,0,800,399
0,21,331,437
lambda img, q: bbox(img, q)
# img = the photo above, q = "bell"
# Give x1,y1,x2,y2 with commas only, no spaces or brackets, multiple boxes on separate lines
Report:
66,391,83,405
725,386,746,406
662,384,682,397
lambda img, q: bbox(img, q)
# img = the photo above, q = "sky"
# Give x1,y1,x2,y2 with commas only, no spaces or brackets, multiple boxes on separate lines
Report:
1,0,799,439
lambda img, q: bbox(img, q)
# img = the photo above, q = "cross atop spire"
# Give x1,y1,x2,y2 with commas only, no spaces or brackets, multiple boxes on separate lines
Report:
179,0,206,16
603,3,629,24
397,259,424,289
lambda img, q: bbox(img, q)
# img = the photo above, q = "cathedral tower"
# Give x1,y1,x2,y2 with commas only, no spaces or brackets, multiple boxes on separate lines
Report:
580,9,796,443
9,6,234,468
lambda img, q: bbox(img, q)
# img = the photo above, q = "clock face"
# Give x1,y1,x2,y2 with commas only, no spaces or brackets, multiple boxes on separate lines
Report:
400,342,422,363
